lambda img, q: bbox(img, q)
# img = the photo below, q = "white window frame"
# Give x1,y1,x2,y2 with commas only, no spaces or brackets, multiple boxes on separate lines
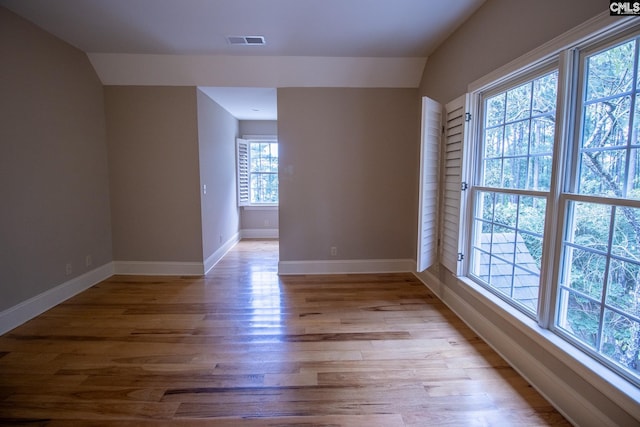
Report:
553,30,640,385
440,12,640,409
236,136,278,207
469,63,560,319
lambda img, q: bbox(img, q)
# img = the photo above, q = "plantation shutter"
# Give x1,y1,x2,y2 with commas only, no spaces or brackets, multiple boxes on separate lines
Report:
236,138,249,206
417,97,442,272
441,94,470,275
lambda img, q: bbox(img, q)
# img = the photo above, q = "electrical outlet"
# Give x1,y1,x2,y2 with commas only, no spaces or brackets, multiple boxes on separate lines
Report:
85,255,92,267
65,263,72,275
330,246,337,256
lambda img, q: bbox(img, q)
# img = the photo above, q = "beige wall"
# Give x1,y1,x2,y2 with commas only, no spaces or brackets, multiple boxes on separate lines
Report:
105,86,203,262
0,8,112,311
197,90,241,258
278,88,420,262
241,209,279,231
419,0,606,103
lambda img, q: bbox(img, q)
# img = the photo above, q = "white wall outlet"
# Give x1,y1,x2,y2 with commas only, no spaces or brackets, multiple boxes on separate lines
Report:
203,184,207,195
65,263,72,275
85,255,92,267
330,246,337,256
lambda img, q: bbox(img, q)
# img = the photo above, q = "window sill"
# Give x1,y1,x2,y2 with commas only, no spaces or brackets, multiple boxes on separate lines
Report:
454,274,640,417
242,205,278,211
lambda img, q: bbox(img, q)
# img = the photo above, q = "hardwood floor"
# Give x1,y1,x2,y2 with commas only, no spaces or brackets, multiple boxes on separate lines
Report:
0,240,569,426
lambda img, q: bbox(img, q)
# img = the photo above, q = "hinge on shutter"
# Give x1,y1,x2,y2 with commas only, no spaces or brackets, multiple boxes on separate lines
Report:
457,253,464,262
465,112,472,122
461,181,469,191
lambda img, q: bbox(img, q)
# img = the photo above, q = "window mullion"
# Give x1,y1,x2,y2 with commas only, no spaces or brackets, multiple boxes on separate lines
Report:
538,51,576,328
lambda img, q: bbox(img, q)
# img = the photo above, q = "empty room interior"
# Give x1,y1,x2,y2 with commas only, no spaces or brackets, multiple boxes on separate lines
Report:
1,0,639,425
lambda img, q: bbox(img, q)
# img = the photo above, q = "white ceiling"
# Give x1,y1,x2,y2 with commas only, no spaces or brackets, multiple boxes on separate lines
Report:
1,0,485,120
199,87,277,120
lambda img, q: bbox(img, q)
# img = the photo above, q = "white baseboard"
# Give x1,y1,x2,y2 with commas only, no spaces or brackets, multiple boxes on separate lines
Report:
240,228,279,239
278,259,414,275
0,263,114,335
113,260,204,275
204,233,241,274
414,269,638,427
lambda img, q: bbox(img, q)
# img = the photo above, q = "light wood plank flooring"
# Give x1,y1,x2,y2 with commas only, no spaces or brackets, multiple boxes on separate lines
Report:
0,240,569,426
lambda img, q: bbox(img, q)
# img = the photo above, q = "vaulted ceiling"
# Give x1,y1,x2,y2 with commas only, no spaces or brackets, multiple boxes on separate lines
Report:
1,0,485,119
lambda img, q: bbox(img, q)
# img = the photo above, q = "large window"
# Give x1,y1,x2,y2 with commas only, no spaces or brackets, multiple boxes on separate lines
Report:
470,70,558,315
557,35,640,382
237,139,278,206
459,25,640,385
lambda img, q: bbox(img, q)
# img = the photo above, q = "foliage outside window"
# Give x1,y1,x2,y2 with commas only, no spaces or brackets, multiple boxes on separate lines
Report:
557,35,640,381
468,30,640,384
471,70,558,314
249,142,278,204
237,139,278,206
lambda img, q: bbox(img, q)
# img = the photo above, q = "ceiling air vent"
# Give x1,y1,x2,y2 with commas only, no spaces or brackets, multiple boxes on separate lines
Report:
227,35,266,46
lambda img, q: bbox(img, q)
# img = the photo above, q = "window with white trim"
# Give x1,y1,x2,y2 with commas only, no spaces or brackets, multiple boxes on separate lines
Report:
470,68,558,315
237,138,278,206
442,20,640,386
557,33,640,383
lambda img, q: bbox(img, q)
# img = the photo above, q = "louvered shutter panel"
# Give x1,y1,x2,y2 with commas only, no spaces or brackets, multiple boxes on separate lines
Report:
236,138,249,206
417,97,442,272
441,95,470,275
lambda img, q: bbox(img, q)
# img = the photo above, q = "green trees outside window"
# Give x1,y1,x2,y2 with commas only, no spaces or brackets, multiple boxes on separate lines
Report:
470,33,640,383
249,142,278,204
